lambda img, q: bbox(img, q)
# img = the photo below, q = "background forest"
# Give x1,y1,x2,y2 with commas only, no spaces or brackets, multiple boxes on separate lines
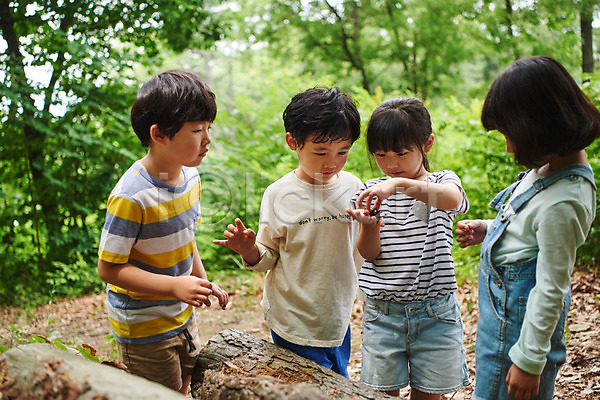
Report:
1,0,600,306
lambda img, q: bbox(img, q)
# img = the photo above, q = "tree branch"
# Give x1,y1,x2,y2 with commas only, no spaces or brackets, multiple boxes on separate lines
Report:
324,0,370,92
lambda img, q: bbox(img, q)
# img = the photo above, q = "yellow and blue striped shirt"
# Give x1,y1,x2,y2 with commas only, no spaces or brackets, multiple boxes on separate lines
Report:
98,161,201,344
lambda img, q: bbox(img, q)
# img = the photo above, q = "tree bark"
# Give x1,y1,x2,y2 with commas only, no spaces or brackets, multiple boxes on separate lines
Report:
192,329,397,400
504,0,520,60
0,343,187,399
580,3,594,74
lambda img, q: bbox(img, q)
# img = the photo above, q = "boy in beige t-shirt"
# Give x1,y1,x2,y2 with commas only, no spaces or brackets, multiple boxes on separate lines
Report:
214,87,363,378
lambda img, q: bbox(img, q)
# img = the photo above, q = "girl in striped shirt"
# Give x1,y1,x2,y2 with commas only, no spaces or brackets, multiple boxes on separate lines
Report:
346,98,469,399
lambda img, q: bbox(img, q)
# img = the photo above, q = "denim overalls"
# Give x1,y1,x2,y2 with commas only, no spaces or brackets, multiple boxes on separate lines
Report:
473,164,595,400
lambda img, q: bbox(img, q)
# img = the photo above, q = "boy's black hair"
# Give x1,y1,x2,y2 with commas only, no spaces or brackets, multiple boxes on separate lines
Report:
366,97,432,171
481,56,600,168
131,70,217,147
282,86,360,148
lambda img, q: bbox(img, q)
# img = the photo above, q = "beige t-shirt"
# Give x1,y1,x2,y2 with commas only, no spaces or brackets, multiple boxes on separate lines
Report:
245,170,363,347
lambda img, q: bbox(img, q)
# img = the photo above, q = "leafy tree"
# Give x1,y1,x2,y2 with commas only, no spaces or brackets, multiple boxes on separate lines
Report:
0,0,226,304
230,0,599,101
477,0,598,74
236,0,484,99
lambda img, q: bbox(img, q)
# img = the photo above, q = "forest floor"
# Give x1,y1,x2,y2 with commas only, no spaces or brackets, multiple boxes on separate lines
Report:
1,266,599,399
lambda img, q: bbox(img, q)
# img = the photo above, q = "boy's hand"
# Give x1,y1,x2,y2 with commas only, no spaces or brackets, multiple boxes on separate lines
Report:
213,218,257,258
173,276,214,308
455,219,487,248
210,283,229,310
346,207,384,227
506,364,540,400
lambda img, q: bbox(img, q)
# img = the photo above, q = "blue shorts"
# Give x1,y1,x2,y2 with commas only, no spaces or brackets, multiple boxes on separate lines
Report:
360,294,470,393
271,326,351,379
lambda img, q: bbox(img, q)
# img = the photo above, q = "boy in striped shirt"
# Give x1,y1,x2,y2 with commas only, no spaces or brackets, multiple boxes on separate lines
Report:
97,70,228,394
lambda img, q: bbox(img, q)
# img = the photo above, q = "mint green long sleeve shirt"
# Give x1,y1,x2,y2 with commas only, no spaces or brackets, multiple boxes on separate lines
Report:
491,168,596,375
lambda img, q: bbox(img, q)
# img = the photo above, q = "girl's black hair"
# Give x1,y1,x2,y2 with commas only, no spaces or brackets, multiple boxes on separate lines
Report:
131,70,217,147
481,56,600,167
366,97,432,171
283,86,361,148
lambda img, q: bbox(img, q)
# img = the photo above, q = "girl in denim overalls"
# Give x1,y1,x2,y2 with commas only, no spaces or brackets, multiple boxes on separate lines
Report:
456,56,600,400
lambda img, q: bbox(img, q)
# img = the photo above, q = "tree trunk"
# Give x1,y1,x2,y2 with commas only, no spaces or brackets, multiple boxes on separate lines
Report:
192,329,397,400
0,343,187,399
504,0,520,60
580,3,594,74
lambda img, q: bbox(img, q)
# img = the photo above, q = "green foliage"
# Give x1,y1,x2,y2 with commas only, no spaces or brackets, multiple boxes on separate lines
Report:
577,73,600,266
433,97,522,217
234,0,591,101
0,76,142,305
241,0,484,98
0,0,226,306
1,0,599,307
0,296,119,360
46,257,106,299
76,344,100,363
104,333,120,361
429,96,521,280
0,326,117,363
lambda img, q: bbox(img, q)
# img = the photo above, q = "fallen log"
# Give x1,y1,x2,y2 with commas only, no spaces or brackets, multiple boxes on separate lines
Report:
192,329,397,399
0,343,186,399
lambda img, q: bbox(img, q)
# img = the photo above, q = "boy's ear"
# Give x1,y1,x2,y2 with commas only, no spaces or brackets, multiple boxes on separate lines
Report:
149,124,166,145
285,132,297,150
424,134,435,153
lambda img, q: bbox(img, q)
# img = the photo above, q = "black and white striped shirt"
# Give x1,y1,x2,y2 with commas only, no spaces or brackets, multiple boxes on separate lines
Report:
355,170,469,302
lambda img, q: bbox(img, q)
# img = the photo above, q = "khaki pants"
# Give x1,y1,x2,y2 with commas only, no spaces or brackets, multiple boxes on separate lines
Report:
118,316,201,392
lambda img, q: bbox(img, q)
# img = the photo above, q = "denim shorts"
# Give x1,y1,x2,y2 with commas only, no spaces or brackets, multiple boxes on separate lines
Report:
360,294,470,393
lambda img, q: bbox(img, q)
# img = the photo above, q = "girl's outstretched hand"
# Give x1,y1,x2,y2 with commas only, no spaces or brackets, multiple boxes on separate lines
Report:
455,219,487,248
356,180,398,211
213,218,257,256
346,207,385,227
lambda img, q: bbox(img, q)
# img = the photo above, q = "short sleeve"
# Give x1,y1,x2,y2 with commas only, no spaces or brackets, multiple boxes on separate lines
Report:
98,194,141,264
